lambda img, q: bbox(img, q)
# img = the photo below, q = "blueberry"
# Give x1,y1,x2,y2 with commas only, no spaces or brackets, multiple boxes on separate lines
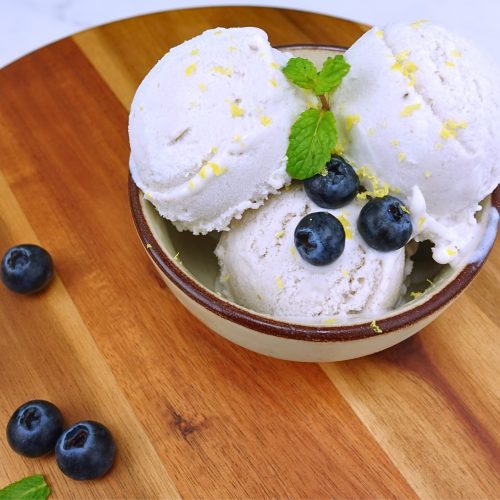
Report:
1,244,53,294
294,212,345,266
6,400,64,457
304,155,359,209
56,421,116,481
357,195,413,251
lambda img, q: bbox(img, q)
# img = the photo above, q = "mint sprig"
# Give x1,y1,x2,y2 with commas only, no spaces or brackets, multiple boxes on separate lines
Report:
283,55,350,180
0,475,50,500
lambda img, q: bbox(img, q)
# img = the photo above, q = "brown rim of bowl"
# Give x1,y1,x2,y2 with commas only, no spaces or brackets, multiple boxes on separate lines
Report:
128,43,500,342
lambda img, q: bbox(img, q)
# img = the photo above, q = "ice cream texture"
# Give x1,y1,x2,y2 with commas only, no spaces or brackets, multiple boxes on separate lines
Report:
129,27,314,234
215,184,406,322
332,21,500,264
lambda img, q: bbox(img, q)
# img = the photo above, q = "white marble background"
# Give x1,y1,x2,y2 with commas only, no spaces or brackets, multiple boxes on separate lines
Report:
1,0,500,68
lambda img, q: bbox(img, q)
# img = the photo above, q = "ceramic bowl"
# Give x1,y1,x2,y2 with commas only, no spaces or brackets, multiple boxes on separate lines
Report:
129,45,500,362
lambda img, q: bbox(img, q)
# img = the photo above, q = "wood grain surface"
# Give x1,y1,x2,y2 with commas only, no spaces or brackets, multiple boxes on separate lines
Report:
0,7,498,499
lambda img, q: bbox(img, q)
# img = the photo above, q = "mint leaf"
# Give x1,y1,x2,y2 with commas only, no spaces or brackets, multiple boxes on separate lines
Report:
286,108,337,180
314,55,350,95
0,475,50,500
282,57,318,90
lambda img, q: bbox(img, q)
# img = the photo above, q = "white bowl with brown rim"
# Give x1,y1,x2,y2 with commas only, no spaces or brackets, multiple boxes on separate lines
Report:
129,45,500,362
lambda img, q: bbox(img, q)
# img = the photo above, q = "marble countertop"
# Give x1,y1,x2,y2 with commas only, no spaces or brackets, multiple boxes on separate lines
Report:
2,0,500,68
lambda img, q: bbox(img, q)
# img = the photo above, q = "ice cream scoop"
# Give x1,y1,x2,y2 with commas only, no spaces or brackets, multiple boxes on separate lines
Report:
331,21,500,264
129,27,314,234
215,184,407,323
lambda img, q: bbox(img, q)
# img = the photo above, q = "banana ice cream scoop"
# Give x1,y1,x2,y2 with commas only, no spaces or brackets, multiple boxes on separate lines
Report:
331,21,500,264
129,27,314,234
215,184,407,323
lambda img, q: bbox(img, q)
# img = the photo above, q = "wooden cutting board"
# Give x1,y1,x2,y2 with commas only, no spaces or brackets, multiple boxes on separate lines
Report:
0,7,498,499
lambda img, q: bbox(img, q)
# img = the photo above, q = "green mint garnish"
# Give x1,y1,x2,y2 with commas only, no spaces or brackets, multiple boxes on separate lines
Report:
286,109,336,181
282,55,350,179
313,55,351,95
0,475,51,500
282,57,318,91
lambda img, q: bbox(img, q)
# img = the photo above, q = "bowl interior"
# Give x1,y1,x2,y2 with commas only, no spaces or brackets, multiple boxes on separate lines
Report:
140,187,495,315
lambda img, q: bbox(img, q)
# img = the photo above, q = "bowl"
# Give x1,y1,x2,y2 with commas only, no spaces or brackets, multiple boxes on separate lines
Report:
129,45,500,362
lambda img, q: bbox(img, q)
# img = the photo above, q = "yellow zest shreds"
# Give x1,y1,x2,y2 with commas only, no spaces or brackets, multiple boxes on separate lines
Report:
222,274,231,282
367,127,375,136
173,252,180,261
146,243,152,249
185,63,197,76
232,134,241,143
435,142,443,150
275,230,285,239
398,152,407,162
198,83,207,92
276,276,284,290
256,294,262,301
214,29,223,35
333,140,345,155
342,269,349,278
440,120,467,139
375,30,384,38
445,61,456,68
270,62,280,69
188,179,195,190
260,115,272,126
212,66,233,76
189,101,198,109
410,20,429,28
228,45,237,52
139,105,144,112
401,103,421,117
290,246,297,257
337,214,352,239
410,291,423,299
190,48,199,56
451,49,462,58
418,216,426,230
211,146,218,154
145,192,152,200
447,248,457,256
356,165,391,199
325,318,337,326
391,139,400,147
319,166,328,177
392,52,418,86
229,102,245,118
269,78,278,87
395,50,411,62
424,170,432,178
370,320,382,334
401,205,410,214
199,165,208,179
208,162,226,176
426,278,435,287
345,114,360,132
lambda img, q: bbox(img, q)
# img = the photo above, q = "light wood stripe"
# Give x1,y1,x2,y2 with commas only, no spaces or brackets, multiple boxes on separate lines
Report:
0,171,179,498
